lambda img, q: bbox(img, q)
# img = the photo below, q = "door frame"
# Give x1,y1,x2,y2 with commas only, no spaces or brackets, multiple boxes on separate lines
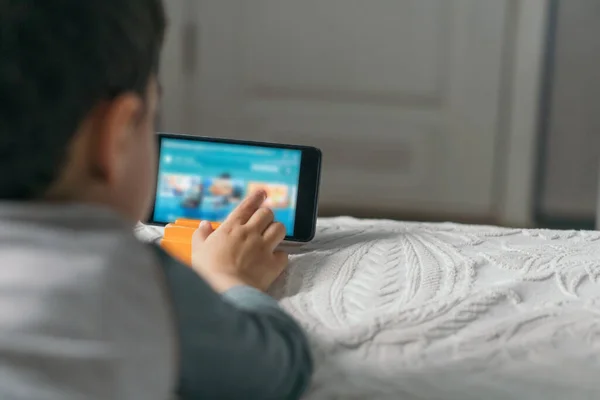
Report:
158,0,190,133
498,0,551,227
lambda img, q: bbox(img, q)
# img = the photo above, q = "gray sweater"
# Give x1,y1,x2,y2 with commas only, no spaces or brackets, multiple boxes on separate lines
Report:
0,204,313,399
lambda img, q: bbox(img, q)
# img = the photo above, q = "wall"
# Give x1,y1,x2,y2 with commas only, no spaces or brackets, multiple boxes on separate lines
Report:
538,0,600,224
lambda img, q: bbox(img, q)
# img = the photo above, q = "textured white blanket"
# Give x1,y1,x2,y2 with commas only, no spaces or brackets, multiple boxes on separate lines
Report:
137,218,600,400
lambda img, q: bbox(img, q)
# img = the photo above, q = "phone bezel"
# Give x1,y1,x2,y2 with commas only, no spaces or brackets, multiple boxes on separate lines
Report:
146,132,322,242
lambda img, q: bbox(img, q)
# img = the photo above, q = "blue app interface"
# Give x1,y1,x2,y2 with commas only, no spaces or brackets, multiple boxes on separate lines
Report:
153,138,302,235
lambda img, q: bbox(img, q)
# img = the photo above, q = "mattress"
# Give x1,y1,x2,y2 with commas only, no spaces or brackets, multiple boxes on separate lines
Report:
136,217,600,400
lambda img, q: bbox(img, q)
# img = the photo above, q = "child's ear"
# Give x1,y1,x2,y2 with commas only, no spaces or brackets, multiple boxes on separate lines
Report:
89,94,144,184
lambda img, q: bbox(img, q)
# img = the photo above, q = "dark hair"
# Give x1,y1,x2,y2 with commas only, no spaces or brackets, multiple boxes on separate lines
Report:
0,0,166,199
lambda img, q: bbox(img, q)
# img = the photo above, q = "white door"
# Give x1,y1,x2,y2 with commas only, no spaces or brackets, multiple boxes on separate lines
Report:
164,0,541,220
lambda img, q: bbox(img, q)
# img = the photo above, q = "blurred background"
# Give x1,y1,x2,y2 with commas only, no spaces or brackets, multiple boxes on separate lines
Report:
157,0,600,230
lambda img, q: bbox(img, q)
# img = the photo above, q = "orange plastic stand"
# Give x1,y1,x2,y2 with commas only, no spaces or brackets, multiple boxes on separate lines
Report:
160,220,221,266
174,219,221,230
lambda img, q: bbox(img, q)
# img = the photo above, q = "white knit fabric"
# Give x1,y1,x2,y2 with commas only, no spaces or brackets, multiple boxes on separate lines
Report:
137,218,600,400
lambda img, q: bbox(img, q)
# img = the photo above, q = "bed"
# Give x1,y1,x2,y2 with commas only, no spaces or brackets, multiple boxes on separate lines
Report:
137,217,600,400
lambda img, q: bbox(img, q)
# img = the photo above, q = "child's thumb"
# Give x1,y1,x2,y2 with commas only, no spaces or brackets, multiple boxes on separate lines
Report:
194,220,214,243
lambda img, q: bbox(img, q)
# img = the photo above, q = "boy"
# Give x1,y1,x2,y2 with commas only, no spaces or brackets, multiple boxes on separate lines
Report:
0,1,313,399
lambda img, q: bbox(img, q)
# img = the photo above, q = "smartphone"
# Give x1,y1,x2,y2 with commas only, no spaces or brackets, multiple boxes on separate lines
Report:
147,133,322,243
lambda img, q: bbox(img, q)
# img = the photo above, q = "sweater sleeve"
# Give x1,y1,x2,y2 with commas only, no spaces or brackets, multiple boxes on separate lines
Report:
151,245,313,400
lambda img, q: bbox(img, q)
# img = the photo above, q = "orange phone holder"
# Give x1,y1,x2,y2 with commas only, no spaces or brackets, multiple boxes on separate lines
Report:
160,219,221,266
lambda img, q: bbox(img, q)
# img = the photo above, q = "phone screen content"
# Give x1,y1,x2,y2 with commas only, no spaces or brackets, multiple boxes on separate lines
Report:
153,138,302,236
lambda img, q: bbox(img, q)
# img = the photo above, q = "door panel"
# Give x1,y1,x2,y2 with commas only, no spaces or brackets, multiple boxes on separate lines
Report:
242,0,447,97
184,0,511,216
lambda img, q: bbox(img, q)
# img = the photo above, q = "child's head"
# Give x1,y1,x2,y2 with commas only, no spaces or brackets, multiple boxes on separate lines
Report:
0,0,166,222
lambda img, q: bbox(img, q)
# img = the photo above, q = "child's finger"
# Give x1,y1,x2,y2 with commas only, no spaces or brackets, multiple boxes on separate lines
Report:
223,190,266,227
264,222,287,250
192,220,214,243
246,207,274,233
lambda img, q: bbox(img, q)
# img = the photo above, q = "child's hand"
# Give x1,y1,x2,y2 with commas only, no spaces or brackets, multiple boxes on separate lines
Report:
191,190,289,293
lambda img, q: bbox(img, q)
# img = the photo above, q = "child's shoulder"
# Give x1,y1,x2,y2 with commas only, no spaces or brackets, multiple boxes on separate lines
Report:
0,206,174,344
0,206,177,393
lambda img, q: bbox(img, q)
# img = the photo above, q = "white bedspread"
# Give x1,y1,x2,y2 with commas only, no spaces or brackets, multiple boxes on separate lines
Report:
137,218,600,400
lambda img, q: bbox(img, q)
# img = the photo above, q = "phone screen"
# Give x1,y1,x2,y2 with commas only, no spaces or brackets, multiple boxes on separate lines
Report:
153,137,303,236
